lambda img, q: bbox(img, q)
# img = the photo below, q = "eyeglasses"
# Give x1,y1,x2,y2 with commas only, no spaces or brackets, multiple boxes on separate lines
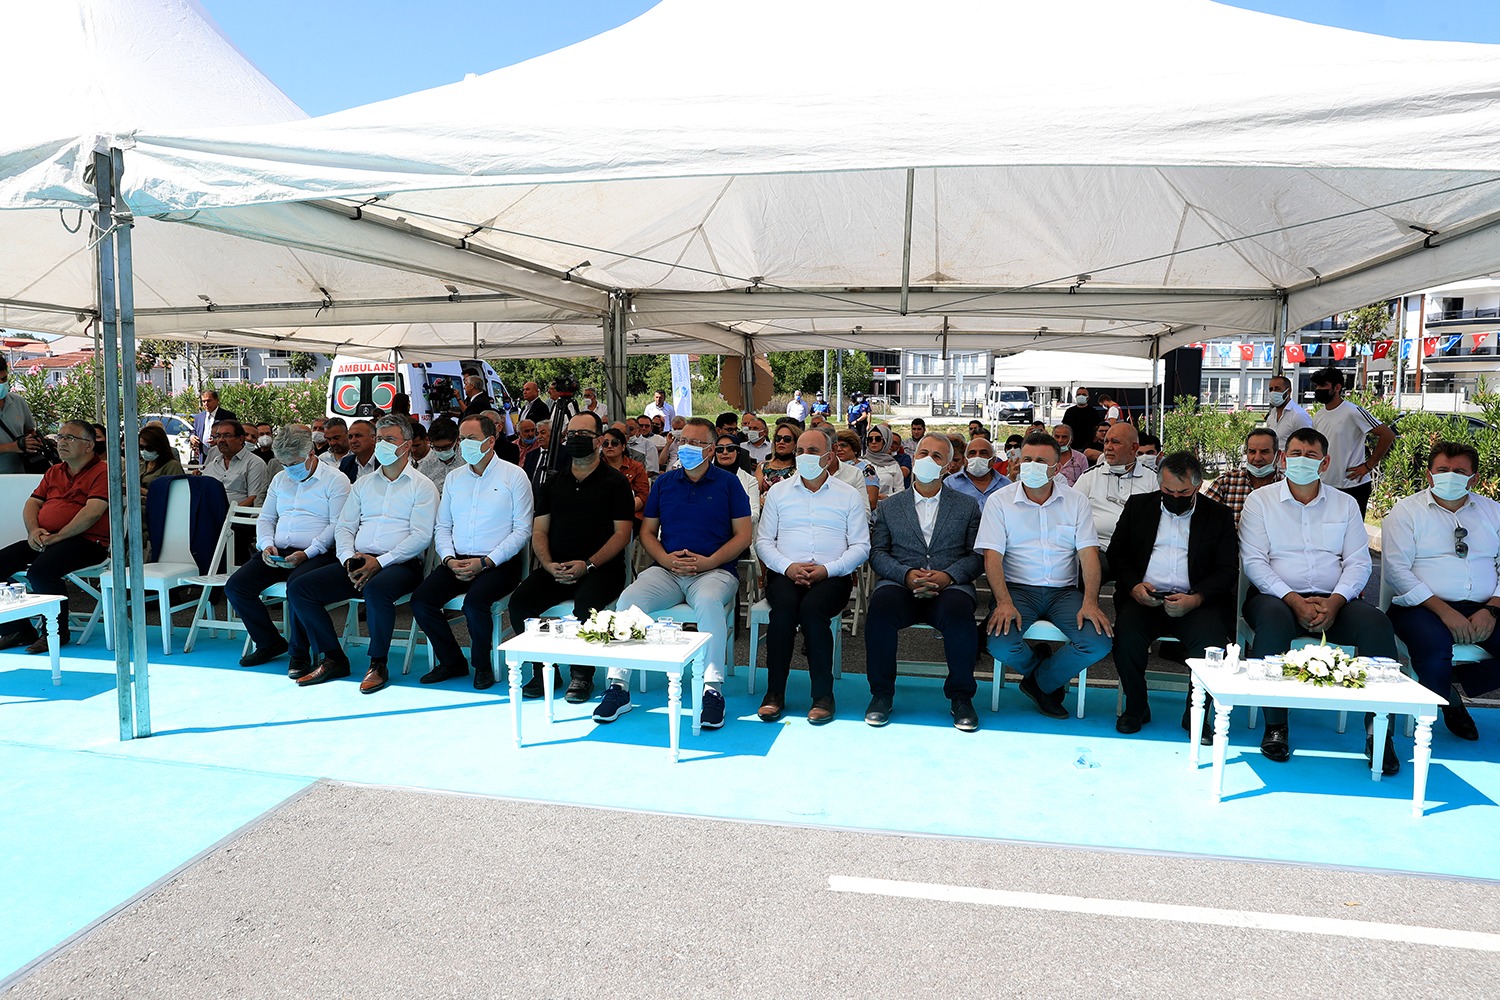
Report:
56,433,91,444
714,445,739,453
1456,526,1469,557
600,439,623,447
867,435,883,442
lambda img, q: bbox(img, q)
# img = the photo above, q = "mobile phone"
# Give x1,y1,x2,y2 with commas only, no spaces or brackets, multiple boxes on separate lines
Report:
344,557,364,573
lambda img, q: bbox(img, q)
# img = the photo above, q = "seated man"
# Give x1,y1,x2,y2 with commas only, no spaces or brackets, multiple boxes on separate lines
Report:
943,432,1009,505
339,419,379,482
1051,424,1089,485
755,428,871,725
591,417,752,728
1205,428,1283,527
0,421,107,652
1240,427,1401,773
289,414,437,694
202,418,270,507
412,414,533,691
865,433,984,730
1071,422,1158,580
506,412,635,703
1135,432,1162,473
977,431,1112,718
317,417,350,468
1383,441,1500,742
1107,451,1238,735
227,424,351,673
419,417,463,496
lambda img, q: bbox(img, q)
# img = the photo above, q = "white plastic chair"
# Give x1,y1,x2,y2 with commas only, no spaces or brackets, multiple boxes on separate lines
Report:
182,506,268,653
100,478,203,654
989,620,1090,718
341,544,436,675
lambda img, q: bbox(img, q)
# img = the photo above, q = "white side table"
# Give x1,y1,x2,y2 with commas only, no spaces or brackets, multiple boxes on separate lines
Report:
0,593,65,685
498,631,712,762
1187,658,1448,817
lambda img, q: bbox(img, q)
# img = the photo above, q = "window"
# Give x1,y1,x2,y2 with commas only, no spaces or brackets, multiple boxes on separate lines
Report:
330,372,406,417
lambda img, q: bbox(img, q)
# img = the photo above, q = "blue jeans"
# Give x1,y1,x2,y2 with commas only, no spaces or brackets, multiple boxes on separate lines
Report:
1387,600,1500,698
986,583,1111,694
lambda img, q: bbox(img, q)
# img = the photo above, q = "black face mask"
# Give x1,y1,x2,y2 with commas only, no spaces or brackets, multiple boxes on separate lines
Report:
1312,388,1334,405
1162,493,1195,516
564,433,596,459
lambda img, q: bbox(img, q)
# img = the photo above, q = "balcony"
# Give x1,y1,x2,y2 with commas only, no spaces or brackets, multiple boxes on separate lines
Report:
1425,307,1500,327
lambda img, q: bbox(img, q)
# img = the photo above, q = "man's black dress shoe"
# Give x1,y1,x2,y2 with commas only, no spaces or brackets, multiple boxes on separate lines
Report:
1181,702,1216,745
240,639,288,667
1443,701,1480,742
0,628,38,651
419,662,468,685
564,677,594,704
521,665,561,698
287,656,313,680
864,695,892,727
1365,734,1401,777
472,665,496,690
1260,724,1291,762
1116,705,1151,735
950,696,979,732
1019,672,1068,719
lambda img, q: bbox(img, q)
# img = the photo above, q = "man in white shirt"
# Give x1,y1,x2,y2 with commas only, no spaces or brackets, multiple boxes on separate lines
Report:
1240,426,1401,772
1071,423,1159,580
411,414,533,691
290,414,438,695
202,419,269,507
740,414,772,464
1051,424,1089,486
581,387,608,424
317,417,350,467
786,390,809,422
943,434,1010,505
755,428,871,725
628,416,662,474
1308,366,1394,516
642,389,675,426
420,417,463,496
977,430,1112,719
1263,372,1311,450
227,425,350,675
1383,441,1500,742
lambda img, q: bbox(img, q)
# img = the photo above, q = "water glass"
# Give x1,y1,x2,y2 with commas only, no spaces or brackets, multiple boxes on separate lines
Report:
1204,647,1225,667
524,617,543,635
7,584,24,604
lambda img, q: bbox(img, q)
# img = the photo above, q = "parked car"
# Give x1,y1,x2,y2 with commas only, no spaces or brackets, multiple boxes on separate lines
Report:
138,413,194,465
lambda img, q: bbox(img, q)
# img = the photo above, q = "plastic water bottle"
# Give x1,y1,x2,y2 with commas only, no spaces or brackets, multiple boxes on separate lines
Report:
1073,747,1100,769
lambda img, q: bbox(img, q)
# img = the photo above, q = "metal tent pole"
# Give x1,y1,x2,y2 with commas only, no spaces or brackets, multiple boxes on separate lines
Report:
740,344,755,414
1271,294,1289,379
1150,335,1164,433
603,293,628,419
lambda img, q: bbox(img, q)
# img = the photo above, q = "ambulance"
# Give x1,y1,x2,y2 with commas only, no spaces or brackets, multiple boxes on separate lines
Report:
325,356,510,424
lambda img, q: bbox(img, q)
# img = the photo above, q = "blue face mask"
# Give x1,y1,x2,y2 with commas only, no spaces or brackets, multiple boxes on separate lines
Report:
374,440,402,467
1431,471,1472,502
677,444,706,471
460,438,488,467
1283,455,1323,485
284,460,314,483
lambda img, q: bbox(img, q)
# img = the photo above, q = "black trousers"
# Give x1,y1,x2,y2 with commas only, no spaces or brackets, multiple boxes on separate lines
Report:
1112,599,1230,714
0,536,107,637
764,570,854,700
411,558,524,672
1338,482,1373,517
864,585,978,699
225,552,338,658
507,561,626,680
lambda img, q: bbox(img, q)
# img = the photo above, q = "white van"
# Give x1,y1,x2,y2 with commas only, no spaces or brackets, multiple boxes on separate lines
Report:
985,384,1035,424
325,356,508,425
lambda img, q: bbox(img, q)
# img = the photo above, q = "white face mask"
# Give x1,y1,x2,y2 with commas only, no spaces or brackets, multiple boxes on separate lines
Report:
795,453,827,480
311,430,326,445
1245,459,1277,478
1137,454,1159,471
1268,390,1289,407
139,449,159,462
433,447,456,462
1058,444,1070,454
257,435,273,449
966,456,992,478
913,455,945,484
745,429,763,443
1282,455,1323,485
1075,395,1088,406
1431,471,1472,502
1105,463,1130,475
1019,461,1051,489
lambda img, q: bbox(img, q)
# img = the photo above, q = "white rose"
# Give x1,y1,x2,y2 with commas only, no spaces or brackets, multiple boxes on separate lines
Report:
1310,662,1329,677
612,624,632,640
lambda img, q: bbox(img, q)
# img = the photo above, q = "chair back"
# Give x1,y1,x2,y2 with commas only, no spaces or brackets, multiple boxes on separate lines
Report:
157,478,195,566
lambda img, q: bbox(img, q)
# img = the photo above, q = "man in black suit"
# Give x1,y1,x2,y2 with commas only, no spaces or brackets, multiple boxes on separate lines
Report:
190,388,238,464
459,375,492,418
1106,450,1238,735
517,380,550,425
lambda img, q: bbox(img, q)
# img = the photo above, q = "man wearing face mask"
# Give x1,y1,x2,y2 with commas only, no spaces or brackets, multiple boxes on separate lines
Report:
756,428,871,724
228,424,351,673
1051,424,1089,486
592,417,752,729
411,414,533,690
865,433,985,730
1134,434,1162,474
290,414,438,694
977,431,1112,719
1206,428,1284,526
1308,366,1394,516
786,390,809,422
514,419,540,469
1383,441,1500,742
507,412,635,703
1062,387,1101,457
310,417,329,455
1107,451,1238,735
1240,426,1401,772
943,434,1010,505
1071,423,1159,579
1264,373,1311,450
740,415,772,464
419,417,463,497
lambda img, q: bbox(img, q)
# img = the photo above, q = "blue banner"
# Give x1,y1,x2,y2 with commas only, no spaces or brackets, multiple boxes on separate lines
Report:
670,354,693,418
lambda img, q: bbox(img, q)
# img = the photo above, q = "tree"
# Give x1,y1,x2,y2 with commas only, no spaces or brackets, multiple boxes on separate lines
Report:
767,349,872,395
288,351,320,379
1341,301,1393,388
135,338,184,374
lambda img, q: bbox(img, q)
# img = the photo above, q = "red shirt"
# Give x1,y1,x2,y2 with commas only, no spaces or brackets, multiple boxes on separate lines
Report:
32,456,110,546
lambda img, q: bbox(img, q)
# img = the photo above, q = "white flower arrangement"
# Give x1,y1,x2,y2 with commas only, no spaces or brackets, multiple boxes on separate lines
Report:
1281,639,1367,689
576,606,655,644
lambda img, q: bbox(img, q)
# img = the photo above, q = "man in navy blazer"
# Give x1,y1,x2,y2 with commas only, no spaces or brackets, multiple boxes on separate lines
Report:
190,388,238,464
865,433,984,730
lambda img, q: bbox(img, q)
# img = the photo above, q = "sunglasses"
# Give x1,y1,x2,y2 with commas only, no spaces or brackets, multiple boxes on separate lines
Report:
714,445,739,453
773,435,796,444
867,435,883,442
1456,526,1469,557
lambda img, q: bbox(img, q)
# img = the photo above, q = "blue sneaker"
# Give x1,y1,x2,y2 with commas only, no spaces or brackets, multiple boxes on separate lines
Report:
700,687,725,729
592,684,632,723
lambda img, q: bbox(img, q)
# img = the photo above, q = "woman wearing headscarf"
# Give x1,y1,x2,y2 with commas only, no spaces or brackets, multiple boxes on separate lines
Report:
863,421,904,498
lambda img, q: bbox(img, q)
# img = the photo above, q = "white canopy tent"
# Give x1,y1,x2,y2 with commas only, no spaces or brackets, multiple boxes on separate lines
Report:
992,352,1159,389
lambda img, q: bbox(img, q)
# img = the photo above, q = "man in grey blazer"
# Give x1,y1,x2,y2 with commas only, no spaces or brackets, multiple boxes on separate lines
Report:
865,433,985,730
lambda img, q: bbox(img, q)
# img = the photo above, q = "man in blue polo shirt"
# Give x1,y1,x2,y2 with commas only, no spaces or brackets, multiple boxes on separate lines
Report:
592,416,753,729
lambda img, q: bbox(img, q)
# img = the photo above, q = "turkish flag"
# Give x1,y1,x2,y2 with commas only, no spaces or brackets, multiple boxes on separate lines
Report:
1423,337,1439,357
1238,344,1254,361
1372,340,1392,359
1331,342,1348,361
1474,332,1492,351
1284,344,1306,364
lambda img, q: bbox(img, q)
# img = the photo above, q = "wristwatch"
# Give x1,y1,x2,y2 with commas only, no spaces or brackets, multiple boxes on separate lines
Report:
585,561,596,574
1481,605,1500,621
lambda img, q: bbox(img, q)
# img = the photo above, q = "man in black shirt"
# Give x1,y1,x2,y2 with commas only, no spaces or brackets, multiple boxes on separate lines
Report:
507,411,635,703
1062,387,1101,454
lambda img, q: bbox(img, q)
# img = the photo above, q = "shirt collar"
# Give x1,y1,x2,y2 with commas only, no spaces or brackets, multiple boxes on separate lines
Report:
1424,488,1473,511
1275,479,1325,505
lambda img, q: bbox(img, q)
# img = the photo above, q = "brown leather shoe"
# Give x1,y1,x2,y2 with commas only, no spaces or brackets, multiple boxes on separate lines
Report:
25,631,68,655
757,690,785,722
807,696,835,725
296,656,351,687
359,659,389,695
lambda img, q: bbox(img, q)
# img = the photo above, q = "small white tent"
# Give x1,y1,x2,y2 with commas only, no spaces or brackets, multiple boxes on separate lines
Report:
992,352,1158,389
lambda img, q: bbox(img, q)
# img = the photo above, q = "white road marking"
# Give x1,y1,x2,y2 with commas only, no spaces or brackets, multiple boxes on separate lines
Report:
828,876,1500,953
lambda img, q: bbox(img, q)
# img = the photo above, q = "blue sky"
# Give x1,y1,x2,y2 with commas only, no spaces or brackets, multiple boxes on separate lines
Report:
199,0,1500,116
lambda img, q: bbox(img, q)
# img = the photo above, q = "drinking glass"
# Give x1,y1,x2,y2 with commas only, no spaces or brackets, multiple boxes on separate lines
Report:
1204,647,1225,667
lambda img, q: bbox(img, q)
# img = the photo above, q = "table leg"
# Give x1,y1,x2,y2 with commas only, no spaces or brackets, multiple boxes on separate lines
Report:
668,669,683,762
1412,712,1435,818
46,604,61,686
541,661,556,724
1211,701,1231,802
506,652,523,748
1189,676,1205,766
1370,711,1390,783
691,653,704,738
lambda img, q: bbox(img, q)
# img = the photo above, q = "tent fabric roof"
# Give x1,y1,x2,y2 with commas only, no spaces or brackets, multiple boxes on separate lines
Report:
992,351,1158,388
8,0,1500,360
